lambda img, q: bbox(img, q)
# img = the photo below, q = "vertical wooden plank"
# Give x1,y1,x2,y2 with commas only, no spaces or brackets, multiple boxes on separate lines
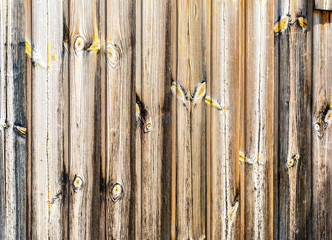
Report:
0,0,27,239
133,0,142,238
30,0,49,237
106,0,134,239
244,0,274,240
99,0,107,238
47,0,69,238
315,0,332,10
0,0,8,237
30,0,70,238
209,0,240,239
175,0,206,239
68,0,101,238
170,0,177,239
239,0,246,239
275,0,312,239
312,11,332,240
139,0,171,239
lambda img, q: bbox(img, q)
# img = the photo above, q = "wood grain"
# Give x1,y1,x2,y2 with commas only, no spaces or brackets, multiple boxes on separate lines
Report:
68,0,101,238
209,0,240,239
312,11,332,240
244,0,274,239
315,0,332,10
175,1,206,239
105,0,134,239
275,0,313,239
0,0,27,239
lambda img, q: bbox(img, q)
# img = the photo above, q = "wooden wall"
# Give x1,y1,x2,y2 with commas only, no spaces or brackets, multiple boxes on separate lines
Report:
0,0,331,239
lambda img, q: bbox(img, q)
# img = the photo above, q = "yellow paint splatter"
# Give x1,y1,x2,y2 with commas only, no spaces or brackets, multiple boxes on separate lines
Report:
274,15,291,33
88,1,100,52
191,80,206,105
171,81,188,106
297,17,307,30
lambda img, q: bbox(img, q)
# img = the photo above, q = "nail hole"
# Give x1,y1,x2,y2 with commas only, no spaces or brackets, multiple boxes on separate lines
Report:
74,36,85,52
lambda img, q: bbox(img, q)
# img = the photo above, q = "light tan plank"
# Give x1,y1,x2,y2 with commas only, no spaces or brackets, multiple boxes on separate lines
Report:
209,0,241,239
106,0,134,239
68,0,101,238
244,0,274,239
315,0,332,10
312,11,332,240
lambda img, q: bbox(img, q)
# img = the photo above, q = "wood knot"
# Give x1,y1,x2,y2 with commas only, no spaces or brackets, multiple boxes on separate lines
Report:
74,36,85,52
111,183,123,202
314,106,331,137
136,94,152,133
144,122,152,133
287,153,300,168
106,42,121,68
73,175,83,191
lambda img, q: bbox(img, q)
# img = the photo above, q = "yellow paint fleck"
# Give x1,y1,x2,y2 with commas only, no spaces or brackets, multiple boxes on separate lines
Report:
2,123,7,128
191,81,206,105
297,17,307,30
15,126,26,135
25,39,32,57
274,15,291,33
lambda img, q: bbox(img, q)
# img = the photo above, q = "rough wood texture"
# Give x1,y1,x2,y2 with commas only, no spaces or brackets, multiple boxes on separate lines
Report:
312,11,332,240
137,0,172,239
315,0,332,10
0,0,27,239
105,0,134,239
2,1,332,239
209,0,240,239
244,0,274,239
68,0,101,238
174,1,206,239
275,0,313,239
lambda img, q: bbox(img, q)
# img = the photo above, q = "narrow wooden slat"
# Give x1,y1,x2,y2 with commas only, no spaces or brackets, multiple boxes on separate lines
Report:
312,11,332,240
68,0,101,238
209,0,240,239
30,0,49,237
140,0,169,238
315,0,332,10
0,0,27,239
244,0,274,239
276,0,313,239
175,1,206,238
0,0,8,237
47,0,69,238
106,0,134,239
170,0,177,238
133,0,142,238
239,0,246,239
98,0,107,238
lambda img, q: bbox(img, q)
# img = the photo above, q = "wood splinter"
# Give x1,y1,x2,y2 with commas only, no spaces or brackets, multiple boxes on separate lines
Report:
136,94,152,133
14,125,27,135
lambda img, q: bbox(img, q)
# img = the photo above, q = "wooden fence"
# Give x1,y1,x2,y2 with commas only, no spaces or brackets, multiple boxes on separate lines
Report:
0,0,331,239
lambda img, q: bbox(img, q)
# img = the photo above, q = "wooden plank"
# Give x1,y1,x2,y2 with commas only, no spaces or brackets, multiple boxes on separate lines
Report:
315,0,332,11
174,1,206,239
209,0,240,239
139,0,171,239
46,0,69,238
105,0,134,239
312,11,332,240
0,0,8,236
275,0,313,239
68,0,101,238
243,0,274,239
30,0,49,237
239,0,246,239
0,0,27,239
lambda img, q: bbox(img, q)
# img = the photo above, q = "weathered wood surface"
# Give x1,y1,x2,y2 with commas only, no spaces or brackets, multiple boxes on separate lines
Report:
315,0,332,10
1,1,332,239
312,11,332,240
106,0,133,239
275,0,313,239
208,0,241,239
244,0,274,239
0,0,27,239
69,0,102,238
